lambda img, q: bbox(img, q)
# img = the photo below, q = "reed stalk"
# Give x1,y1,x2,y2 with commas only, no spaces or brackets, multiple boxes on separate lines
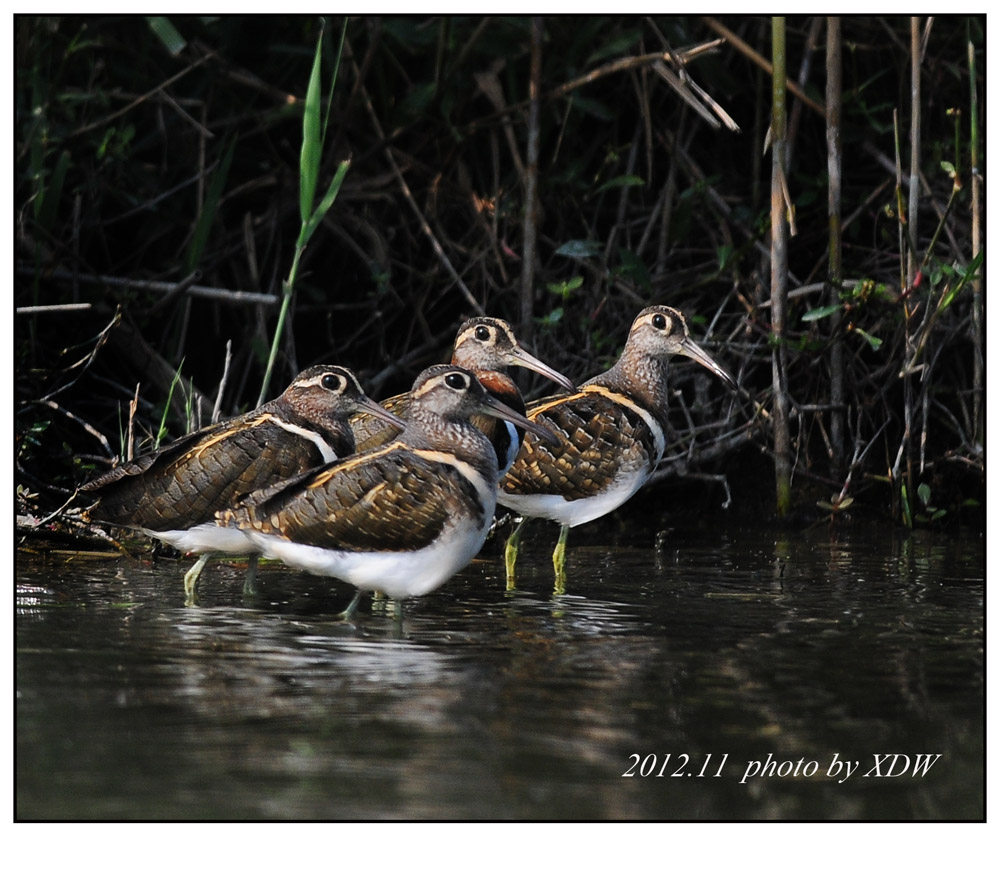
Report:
826,17,844,473
770,16,791,517
968,35,983,444
520,16,543,343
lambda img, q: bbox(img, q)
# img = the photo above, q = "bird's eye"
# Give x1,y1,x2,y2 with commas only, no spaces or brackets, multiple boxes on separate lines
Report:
445,372,467,390
475,325,491,341
321,374,343,391
652,313,667,330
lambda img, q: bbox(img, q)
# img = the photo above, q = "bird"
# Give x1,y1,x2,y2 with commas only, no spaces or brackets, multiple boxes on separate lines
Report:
218,364,559,617
350,316,574,475
497,306,735,591
80,365,404,600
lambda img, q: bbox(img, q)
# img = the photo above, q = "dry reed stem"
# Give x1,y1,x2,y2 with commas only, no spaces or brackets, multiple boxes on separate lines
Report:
826,17,845,473
770,16,792,516
519,17,543,343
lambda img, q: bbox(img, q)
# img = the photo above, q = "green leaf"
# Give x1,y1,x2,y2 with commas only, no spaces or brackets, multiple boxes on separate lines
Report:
157,360,185,449
939,250,983,313
96,127,115,160
546,276,583,300
940,160,956,176
555,239,601,259
536,307,564,328
323,20,348,144
146,16,186,55
300,30,325,225
802,304,842,322
595,174,644,194
917,482,931,507
299,159,351,248
854,327,883,351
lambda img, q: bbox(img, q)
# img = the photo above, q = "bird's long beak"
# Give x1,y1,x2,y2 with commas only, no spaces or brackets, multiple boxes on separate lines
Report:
507,344,575,393
679,337,736,389
356,396,406,431
479,392,561,446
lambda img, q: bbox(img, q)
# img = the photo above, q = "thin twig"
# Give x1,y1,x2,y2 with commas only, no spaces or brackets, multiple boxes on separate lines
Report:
16,303,92,314
212,340,233,424
23,268,278,306
68,53,215,139
36,308,122,406
127,383,140,461
827,16,845,471
36,399,114,458
352,54,484,316
700,17,825,116
463,41,726,134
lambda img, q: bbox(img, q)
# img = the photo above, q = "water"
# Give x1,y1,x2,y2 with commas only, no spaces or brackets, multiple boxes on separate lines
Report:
16,518,983,820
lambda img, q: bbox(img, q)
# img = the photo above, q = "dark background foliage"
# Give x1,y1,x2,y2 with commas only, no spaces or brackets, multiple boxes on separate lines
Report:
15,15,984,529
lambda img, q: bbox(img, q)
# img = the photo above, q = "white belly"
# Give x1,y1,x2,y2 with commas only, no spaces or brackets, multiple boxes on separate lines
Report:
246,513,491,600
498,467,649,527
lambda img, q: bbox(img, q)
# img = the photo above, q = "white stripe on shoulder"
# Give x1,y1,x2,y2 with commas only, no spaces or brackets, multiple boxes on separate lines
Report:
410,448,497,514
269,417,339,463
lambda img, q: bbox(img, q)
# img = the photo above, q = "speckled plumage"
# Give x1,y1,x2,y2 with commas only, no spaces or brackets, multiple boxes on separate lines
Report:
499,306,735,587
80,366,402,595
350,317,572,473
220,364,557,606
501,384,665,513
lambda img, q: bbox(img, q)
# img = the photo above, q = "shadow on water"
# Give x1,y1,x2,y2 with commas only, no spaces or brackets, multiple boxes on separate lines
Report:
16,520,983,820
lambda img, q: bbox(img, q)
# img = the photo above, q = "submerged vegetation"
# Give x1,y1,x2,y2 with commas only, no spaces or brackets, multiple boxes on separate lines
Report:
15,15,984,539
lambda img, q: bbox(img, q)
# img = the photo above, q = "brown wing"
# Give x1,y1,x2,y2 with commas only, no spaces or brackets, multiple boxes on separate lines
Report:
350,392,411,453
229,444,488,553
502,391,659,502
82,412,335,530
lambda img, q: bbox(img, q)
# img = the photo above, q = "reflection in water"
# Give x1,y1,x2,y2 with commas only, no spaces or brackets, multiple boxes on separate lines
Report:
15,522,983,820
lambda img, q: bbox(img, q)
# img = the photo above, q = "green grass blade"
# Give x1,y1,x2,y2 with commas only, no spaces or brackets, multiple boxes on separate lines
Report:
321,19,348,144
300,29,325,225
298,159,350,248
939,249,983,313
156,360,185,449
146,17,187,55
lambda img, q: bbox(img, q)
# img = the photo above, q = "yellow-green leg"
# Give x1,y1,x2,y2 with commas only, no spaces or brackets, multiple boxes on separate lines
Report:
242,554,260,598
504,517,532,591
339,589,365,620
183,553,211,604
552,524,570,596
